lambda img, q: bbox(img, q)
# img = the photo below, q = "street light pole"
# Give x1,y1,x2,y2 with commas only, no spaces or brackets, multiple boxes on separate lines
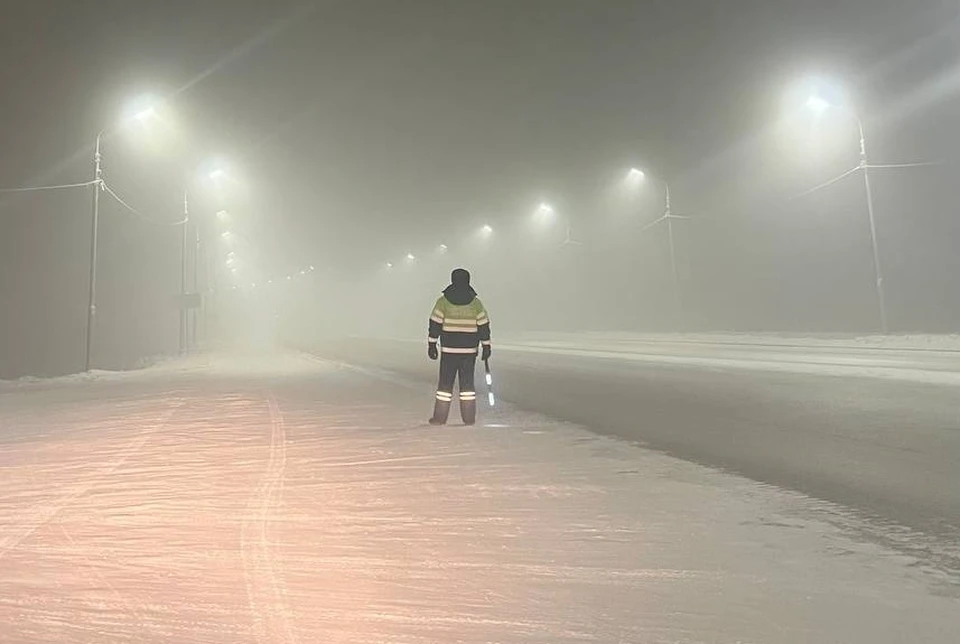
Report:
193,221,201,349
627,168,686,331
662,180,683,331
180,190,189,355
83,132,104,372
857,117,888,334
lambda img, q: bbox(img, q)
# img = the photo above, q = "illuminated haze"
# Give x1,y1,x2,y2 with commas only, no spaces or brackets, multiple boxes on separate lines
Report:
3,0,960,378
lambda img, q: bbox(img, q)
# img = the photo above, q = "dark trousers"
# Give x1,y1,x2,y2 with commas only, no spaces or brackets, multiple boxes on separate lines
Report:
437,353,476,399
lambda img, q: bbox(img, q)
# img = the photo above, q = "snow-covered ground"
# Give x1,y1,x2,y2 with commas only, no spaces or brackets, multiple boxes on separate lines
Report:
0,352,957,643
509,331,960,351
493,332,960,386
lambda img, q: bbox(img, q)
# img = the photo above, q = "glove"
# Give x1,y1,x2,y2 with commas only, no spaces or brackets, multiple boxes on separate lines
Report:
481,344,492,361
428,343,439,360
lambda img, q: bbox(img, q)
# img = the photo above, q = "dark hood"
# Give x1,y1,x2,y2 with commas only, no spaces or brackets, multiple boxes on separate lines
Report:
443,283,477,306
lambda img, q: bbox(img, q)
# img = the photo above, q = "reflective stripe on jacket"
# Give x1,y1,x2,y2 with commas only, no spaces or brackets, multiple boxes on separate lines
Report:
428,296,491,354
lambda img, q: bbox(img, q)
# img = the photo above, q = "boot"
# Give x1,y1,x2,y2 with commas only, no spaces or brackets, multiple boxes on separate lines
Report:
460,394,477,426
429,396,452,426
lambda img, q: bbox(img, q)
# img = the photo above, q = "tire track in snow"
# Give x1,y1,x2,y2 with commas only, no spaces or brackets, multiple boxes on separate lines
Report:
57,521,150,627
241,392,298,644
0,400,184,561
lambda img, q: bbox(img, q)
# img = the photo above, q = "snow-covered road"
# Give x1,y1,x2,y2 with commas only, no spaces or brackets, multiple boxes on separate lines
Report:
497,332,960,386
1,353,957,642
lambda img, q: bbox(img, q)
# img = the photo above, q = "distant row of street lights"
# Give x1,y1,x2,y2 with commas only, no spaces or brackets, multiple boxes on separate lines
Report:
82,75,898,362
384,167,685,324
384,77,900,334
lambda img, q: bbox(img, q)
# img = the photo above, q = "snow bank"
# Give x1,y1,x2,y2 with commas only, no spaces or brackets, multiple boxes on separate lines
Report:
509,331,960,351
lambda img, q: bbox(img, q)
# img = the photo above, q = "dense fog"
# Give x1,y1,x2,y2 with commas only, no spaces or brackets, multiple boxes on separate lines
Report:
4,1,960,379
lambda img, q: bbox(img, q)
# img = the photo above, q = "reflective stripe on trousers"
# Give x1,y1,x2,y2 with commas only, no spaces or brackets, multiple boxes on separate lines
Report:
435,353,477,402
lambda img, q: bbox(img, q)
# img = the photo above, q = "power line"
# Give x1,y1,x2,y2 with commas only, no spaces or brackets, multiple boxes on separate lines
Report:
101,181,187,227
0,180,96,194
788,158,943,201
789,165,861,201
868,160,944,169
638,214,668,235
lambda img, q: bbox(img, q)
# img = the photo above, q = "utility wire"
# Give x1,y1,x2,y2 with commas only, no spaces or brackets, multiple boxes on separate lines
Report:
101,181,188,227
789,165,861,200
0,180,96,194
637,214,668,235
868,160,944,169
789,158,942,201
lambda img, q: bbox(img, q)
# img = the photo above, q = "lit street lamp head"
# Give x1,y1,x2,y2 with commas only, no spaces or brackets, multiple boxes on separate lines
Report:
793,76,847,114
805,94,831,114
626,168,646,184
123,94,163,123
134,107,157,122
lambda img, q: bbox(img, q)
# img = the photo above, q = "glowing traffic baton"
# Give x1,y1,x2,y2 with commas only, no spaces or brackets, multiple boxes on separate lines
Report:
484,358,496,407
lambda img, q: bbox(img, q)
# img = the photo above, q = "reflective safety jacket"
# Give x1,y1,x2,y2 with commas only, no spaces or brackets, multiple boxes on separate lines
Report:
428,296,491,355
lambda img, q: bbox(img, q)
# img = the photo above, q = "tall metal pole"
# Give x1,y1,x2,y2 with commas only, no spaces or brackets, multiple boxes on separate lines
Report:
663,181,683,331
199,236,208,348
83,133,103,372
192,222,200,349
180,191,189,355
858,118,888,334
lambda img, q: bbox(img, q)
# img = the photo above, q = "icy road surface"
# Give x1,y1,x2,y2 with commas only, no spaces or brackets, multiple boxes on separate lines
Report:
1,353,957,643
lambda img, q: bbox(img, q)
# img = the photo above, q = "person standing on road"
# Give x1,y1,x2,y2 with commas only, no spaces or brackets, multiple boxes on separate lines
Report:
427,268,491,426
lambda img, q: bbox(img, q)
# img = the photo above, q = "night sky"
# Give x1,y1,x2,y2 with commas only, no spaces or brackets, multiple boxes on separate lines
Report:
3,0,960,377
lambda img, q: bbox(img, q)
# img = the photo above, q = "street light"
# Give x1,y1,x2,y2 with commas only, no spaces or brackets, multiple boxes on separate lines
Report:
533,203,556,231
805,95,831,114
481,224,493,236
802,82,888,334
181,160,239,354
134,107,158,122
91,99,211,359
84,96,163,372
625,167,683,330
